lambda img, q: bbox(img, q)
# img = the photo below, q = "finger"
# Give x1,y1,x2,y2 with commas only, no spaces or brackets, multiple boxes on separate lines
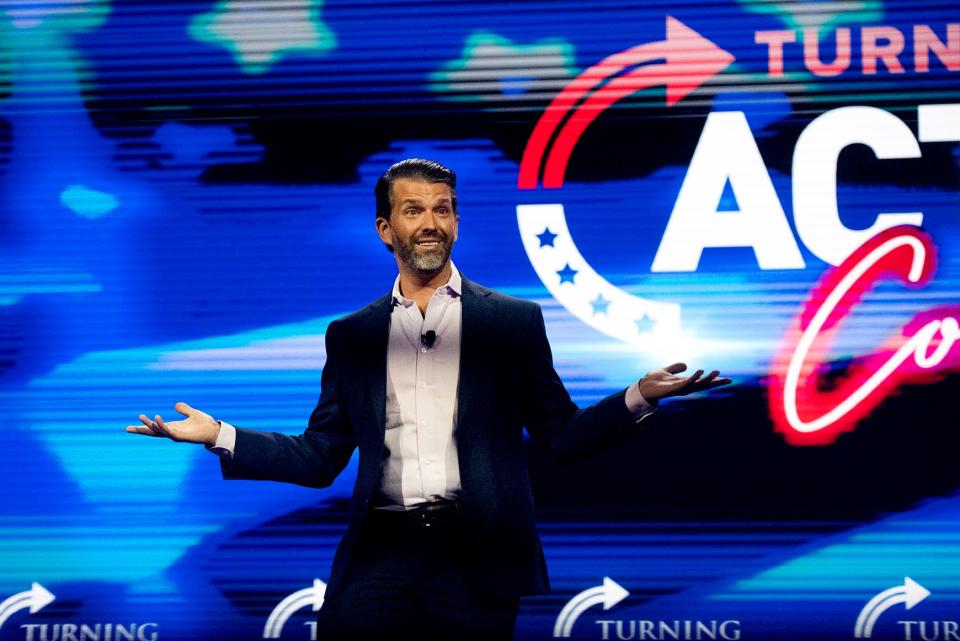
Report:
691,376,733,391
673,370,703,394
694,371,730,386
139,414,162,436
663,362,687,375
155,415,173,438
126,425,161,437
175,402,194,417
699,370,719,385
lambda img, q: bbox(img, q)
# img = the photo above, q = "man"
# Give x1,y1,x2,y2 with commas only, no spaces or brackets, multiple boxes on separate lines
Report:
127,158,730,640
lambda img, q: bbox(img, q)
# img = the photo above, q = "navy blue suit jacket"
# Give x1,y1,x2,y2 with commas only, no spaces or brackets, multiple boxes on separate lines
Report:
222,277,640,597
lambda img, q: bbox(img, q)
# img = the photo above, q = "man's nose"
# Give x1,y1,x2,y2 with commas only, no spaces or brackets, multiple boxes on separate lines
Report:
419,211,439,231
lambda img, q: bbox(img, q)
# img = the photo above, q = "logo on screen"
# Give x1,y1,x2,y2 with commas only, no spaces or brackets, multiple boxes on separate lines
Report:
515,15,960,445
264,579,325,640
854,577,930,639
552,577,741,640
3,583,160,641
0,584,54,635
769,227,960,445
515,17,733,351
553,577,628,638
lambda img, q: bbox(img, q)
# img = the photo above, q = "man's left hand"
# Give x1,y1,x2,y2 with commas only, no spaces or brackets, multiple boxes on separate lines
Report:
637,362,731,402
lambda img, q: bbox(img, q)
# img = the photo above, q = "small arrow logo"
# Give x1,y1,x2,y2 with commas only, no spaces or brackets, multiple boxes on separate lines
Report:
0,583,56,632
553,577,629,638
262,578,326,639
854,577,930,638
518,15,735,190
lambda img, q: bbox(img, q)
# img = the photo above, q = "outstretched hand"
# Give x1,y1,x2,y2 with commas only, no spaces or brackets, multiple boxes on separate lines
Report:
637,362,731,402
125,402,220,446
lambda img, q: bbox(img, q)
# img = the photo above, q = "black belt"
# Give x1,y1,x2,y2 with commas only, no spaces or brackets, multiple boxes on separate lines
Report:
370,499,464,529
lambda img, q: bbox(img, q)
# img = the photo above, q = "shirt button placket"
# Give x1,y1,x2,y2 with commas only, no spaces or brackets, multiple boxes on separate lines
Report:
416,337,429,494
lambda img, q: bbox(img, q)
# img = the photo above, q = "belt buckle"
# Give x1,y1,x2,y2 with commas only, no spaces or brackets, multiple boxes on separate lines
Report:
420,509,434,528
415,500,458,528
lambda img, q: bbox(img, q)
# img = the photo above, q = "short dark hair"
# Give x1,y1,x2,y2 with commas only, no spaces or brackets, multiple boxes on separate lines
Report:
374,158,458,221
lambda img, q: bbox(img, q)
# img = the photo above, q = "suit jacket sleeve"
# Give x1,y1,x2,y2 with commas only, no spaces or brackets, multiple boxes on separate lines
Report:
520,304,641,460
219,320,357,488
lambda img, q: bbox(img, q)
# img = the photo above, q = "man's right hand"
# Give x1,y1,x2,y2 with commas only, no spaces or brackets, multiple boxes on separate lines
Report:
126,402,220,446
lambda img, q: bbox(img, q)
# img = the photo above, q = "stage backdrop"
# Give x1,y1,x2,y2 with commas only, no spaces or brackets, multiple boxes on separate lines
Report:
1,1,958,639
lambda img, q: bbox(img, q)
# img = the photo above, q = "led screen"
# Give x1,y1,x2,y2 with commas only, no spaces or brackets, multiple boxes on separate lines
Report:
1,1,958,640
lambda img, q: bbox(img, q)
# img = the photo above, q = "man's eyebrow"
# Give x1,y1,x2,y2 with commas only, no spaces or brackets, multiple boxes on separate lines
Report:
397,197,451,206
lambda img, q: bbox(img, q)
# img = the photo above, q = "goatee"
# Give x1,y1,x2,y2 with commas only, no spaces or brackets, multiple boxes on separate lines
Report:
394,232,452,275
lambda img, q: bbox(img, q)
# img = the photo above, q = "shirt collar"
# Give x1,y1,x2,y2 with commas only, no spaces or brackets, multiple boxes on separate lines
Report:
392,262,462,308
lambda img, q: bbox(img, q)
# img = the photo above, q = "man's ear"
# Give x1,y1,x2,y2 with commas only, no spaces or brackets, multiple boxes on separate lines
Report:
375,217,394,251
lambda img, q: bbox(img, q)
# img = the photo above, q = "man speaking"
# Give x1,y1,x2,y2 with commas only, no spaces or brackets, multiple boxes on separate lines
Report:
127,158,730,640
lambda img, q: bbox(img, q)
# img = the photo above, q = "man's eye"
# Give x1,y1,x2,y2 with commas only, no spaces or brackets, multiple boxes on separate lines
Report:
405,209,419,215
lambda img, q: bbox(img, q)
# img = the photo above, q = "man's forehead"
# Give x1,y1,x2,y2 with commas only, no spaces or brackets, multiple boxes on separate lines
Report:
391,178,453,203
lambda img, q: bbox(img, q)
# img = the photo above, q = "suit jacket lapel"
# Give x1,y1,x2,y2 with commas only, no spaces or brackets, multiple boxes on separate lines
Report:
358,275,496,442
359,293,392,440
457,277,496,433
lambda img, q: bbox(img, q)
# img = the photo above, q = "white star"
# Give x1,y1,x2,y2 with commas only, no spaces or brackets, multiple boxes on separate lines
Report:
431,32,576,99
189,0,337,75
3,0,108,31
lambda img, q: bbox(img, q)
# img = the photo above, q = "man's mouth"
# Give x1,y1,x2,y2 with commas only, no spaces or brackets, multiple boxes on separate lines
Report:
416,239,443,248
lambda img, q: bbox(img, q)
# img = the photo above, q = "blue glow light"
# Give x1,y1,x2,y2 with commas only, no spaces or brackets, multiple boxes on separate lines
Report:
60,184,119,218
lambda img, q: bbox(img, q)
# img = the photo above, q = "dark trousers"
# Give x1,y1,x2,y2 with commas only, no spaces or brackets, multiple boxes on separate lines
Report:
316,509,519,641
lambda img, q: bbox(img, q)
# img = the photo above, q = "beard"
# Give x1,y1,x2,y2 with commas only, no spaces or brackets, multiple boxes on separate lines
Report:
393,231,452,275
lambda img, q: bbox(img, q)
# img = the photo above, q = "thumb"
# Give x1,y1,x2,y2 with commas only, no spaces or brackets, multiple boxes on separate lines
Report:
174,402,194,417
663,362,687,375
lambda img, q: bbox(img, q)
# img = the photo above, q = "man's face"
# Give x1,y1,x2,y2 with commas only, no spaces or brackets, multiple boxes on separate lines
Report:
377,178,459,275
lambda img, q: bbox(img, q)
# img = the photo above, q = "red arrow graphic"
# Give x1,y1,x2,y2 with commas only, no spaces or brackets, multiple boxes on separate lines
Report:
518,16,734,190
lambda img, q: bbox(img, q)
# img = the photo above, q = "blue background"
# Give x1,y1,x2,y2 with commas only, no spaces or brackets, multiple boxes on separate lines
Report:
1,1,958,639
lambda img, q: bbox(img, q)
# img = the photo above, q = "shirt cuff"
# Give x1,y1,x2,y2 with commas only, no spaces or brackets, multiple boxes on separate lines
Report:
624,382,657,422
206,420,236,460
